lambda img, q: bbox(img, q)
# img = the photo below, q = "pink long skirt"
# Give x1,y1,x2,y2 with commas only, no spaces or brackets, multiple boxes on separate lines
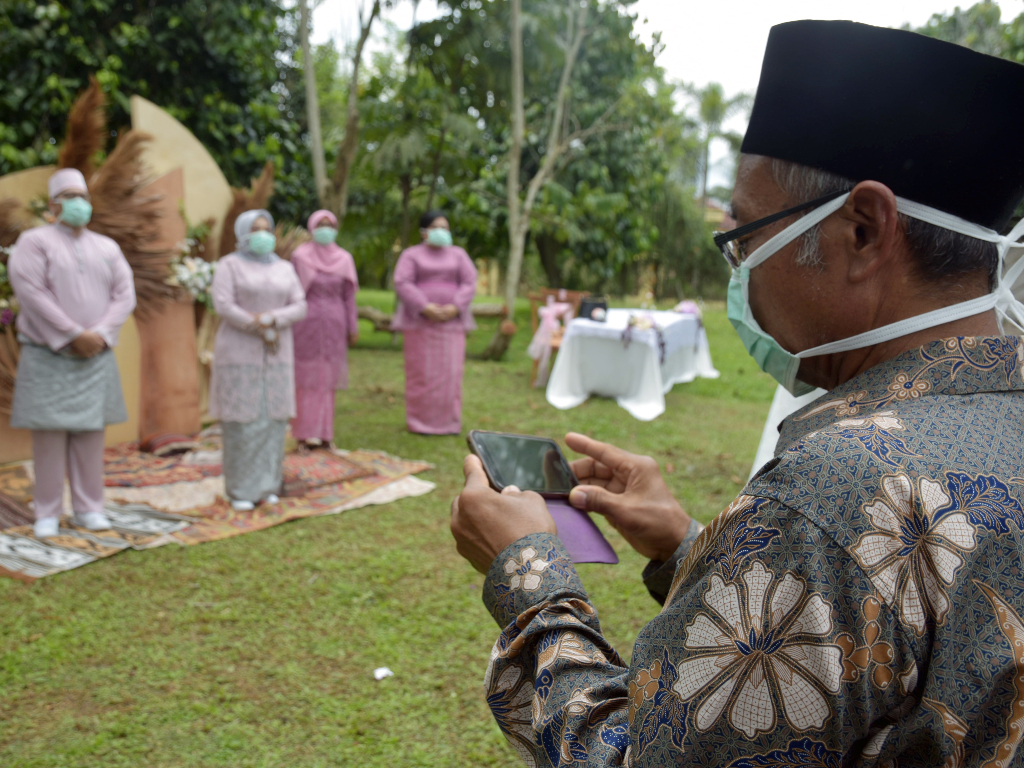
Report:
403,327,466,435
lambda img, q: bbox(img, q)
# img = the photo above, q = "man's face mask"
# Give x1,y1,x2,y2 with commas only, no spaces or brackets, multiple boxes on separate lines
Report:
717,189,1024,395
57,196,92,228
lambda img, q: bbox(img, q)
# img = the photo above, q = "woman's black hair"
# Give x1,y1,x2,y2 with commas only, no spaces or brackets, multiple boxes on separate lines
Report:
419,210,448,229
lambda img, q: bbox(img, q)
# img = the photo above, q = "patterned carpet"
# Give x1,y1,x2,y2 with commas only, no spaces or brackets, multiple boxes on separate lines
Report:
0,446,435,581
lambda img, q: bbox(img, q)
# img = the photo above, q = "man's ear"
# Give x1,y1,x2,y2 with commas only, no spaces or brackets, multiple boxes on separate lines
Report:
838,181,901,284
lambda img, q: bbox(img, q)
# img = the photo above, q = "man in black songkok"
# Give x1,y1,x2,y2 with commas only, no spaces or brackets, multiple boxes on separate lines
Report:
452,21,1024,766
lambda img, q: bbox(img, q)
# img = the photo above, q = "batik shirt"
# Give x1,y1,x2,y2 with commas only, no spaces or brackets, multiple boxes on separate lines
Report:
482,336,1024,767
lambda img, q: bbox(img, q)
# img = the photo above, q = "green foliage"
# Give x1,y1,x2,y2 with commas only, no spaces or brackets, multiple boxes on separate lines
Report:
912,1,1005,54
0,0,724,298
0,0,317,223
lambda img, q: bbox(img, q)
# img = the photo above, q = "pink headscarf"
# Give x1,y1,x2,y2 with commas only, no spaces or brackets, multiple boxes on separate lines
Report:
291,210,358,292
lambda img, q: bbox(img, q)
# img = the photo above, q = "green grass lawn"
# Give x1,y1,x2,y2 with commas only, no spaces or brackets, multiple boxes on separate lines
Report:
0,295,776,767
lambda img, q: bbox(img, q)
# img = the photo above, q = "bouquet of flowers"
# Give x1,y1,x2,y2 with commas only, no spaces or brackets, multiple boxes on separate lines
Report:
166,240,216,311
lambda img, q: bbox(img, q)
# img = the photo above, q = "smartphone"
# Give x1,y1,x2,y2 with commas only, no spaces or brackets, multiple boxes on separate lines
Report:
466,430,617,564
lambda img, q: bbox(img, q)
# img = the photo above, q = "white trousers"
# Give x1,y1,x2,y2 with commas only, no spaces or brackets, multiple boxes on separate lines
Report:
31,430,105,520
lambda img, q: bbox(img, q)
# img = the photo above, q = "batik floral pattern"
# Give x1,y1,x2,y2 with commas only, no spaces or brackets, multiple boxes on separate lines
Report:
674,561,844,738
479,339,1024,767
728,737,843,767
852,474,977,636
504,546,550,592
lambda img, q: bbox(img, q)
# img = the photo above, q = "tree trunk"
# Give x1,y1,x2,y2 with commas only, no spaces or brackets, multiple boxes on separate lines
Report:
536,231,562,288
385,172,413,290
398,173,413,251
425,126,446,211
481,0,526,361
483,1,589,360
299,0,328,205
329,0,380,228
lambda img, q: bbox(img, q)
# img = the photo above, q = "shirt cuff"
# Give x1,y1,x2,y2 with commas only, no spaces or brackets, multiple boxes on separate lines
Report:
642,520,705,606
482,532,591,628
47,323,85,353
92,326,117,349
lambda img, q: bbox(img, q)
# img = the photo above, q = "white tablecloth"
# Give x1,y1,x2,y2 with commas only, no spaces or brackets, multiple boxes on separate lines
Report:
546,309,719,421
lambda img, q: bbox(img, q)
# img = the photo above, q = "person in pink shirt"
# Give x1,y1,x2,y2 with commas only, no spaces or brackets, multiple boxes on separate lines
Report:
7,168,137,539
391,210,477,435
289,210,358,451
209,210,307,511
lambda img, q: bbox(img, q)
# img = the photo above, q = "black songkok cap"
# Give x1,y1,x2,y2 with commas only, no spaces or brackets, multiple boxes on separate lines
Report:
741,20,1024,231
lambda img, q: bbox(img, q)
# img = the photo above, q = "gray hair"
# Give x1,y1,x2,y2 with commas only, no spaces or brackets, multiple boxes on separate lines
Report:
770,158,998,289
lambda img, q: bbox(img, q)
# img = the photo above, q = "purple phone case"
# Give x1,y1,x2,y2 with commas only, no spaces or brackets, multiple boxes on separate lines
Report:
546,499,618,564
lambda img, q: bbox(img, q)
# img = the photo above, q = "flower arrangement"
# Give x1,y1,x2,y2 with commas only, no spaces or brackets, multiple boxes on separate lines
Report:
166,245,216,310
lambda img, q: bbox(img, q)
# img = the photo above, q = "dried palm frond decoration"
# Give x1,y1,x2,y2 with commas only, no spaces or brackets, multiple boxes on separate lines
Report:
58,76,107,178
0,325,18,415
87,130,175,311
0,198,28,254
218,161,275,260
274,223,310,261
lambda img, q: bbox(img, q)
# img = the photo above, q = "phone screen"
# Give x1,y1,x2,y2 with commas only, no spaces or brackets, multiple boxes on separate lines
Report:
472,433,576,494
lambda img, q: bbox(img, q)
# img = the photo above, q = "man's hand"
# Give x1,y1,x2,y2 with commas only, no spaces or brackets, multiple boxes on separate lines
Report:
348,332,359,347
566,432,691,562
451,455,557,573
69,330,107,358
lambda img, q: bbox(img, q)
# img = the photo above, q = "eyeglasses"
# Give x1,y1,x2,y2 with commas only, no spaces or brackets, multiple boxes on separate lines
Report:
713,189,848,269
55,192,91,203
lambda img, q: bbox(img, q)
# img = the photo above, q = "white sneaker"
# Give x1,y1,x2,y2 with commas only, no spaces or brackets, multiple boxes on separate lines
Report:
34,518,60,538
230,500,255,512
71,512,112,531
264,494,280,505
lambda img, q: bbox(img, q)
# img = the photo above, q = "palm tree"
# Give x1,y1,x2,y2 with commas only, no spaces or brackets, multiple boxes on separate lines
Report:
684,82,749,291
686,82,750,211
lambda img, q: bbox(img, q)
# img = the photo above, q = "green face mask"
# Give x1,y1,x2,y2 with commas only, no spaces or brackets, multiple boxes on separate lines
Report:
727,266,813,397
426,228,453,247
58,197,92,228
248,231,277,256
312,226,338,245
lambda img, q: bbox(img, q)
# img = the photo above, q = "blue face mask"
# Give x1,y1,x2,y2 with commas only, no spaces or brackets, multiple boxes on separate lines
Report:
313,226,338,245
58,197,92,228
248,230,277,256
426,228,453,247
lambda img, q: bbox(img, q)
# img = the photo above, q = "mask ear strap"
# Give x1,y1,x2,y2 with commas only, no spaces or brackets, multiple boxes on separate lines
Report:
743,193,851,271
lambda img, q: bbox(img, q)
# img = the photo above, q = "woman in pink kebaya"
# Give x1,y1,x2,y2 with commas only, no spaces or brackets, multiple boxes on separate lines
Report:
290,210,359,451
391,210,477,435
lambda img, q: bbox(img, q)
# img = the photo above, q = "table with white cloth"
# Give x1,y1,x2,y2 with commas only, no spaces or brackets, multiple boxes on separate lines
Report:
545,308,719,421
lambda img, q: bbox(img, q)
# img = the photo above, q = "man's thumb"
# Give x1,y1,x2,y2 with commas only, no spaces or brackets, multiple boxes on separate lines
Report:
569,485,618,516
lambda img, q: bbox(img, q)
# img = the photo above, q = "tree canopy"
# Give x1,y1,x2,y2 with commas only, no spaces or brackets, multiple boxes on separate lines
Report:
0,0,731,298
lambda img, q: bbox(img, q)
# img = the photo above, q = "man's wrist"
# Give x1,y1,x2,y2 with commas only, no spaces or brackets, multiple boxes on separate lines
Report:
643,519,705,606
653,508,694,562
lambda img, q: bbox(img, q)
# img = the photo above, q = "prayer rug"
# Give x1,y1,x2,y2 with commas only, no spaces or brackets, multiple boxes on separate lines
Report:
0,490,33,530
0,502,193,580
0,448,434,581
103,442,222,487
282,450,371,496
170,450,431,545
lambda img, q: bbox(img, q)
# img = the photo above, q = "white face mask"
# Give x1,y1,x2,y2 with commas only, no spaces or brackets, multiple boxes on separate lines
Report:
732,191,1024,394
